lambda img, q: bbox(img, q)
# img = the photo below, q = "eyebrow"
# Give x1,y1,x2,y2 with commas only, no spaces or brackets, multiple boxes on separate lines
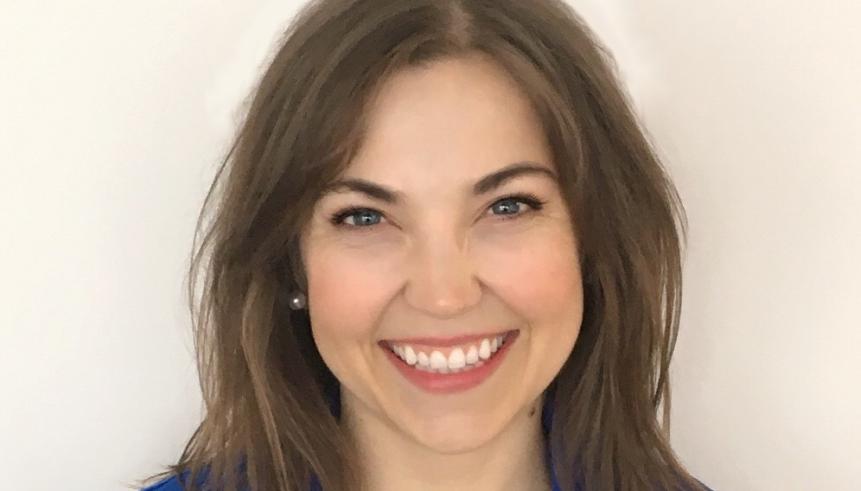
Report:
320,161,557,204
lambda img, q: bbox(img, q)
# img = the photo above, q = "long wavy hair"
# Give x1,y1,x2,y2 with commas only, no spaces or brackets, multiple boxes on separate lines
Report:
139,0,703,490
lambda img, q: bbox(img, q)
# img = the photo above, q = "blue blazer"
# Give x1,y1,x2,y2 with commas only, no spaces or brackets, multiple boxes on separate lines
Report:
142,386,712,491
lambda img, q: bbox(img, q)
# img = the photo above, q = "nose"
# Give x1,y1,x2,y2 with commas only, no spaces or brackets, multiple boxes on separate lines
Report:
403,229,483,318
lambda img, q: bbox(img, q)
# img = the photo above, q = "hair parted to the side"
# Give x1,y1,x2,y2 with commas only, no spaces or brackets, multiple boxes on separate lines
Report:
137,0,703,490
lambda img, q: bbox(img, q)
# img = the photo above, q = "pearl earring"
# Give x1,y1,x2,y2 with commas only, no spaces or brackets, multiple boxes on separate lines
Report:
288,291,307,310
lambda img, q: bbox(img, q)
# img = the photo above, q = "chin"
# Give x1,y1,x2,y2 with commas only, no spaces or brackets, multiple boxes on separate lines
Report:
396,404,515,454
410,425,498,455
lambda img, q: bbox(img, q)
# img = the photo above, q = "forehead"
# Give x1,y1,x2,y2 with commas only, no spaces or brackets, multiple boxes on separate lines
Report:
341,54,554,191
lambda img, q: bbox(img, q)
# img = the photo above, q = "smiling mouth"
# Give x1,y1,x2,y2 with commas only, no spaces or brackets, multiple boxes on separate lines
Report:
381,330,517,374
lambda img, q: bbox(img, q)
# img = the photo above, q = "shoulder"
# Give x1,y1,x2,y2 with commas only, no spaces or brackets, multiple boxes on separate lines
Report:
140,475,184,491
139,464,218,491
140,475,190,491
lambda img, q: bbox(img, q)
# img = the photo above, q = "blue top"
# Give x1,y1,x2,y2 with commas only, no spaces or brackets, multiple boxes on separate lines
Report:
142,385,710,491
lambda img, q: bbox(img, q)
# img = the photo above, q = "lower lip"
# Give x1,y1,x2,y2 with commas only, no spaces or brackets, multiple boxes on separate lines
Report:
381,330,520,394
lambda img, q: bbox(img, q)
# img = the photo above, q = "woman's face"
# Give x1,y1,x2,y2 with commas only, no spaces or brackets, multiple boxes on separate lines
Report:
300,53,583,453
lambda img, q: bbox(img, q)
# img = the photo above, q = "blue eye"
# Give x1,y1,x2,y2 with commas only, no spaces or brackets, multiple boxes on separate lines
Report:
487,194,547,220
490,196,538,217
333,208,384,227
329,193,546,230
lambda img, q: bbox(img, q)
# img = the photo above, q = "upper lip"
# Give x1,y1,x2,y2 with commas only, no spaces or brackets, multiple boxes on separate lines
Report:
382,329,515,347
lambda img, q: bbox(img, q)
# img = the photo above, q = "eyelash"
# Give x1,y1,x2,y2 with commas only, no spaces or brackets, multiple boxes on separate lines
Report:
327,193,547,231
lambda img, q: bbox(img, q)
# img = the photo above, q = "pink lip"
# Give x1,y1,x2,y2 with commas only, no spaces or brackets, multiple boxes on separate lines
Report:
383,329,515,348
382,330,519,394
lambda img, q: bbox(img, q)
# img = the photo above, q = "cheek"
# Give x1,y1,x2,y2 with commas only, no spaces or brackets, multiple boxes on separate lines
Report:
480,226,583,319
485,226,584,384
303,239,396,355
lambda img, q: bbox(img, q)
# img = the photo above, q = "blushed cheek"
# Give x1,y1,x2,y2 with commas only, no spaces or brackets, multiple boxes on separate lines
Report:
303,240,395,352
486,228,583,322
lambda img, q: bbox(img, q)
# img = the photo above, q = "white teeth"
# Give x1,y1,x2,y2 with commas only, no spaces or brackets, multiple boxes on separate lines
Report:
479,339,491,360
465,345,479,364
389,333,512,373
429,351,448,370
447,347,466,370
417,351,430,368
404,346,417,365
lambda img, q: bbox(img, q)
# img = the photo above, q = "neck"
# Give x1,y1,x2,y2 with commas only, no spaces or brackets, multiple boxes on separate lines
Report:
341,390,552,491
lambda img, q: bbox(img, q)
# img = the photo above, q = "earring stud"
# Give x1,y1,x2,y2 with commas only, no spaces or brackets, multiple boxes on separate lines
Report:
288,291,307,310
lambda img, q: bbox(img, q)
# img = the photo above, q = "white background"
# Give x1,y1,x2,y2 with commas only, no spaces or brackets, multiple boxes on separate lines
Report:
1,1,858,490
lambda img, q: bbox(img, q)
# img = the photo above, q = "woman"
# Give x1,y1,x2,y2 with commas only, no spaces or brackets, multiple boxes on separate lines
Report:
139,0,712,489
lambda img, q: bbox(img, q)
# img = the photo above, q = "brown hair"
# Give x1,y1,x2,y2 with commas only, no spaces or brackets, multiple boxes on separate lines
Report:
138,0,703,490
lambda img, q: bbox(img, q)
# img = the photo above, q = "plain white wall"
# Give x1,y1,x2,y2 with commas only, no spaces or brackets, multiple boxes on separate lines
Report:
1,1,858,490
